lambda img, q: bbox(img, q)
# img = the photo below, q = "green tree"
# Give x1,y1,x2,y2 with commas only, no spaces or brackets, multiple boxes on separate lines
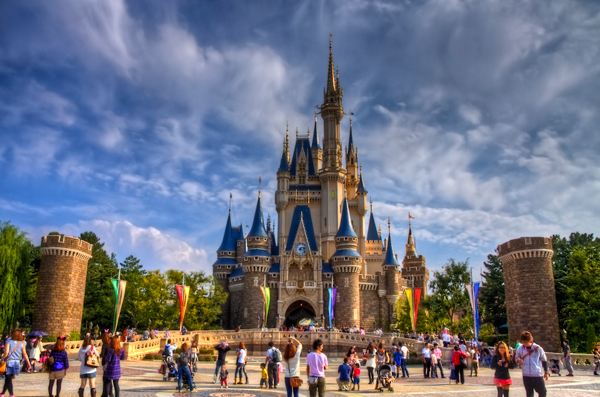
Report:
0,222,37,332
80,231,118,333
425,258,472,327
561,243,600,352
119,255,147,329
478,254,507,329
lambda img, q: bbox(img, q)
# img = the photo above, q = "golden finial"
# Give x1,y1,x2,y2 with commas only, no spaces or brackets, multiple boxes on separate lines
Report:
295,127,298,140
370,197,373,212
258,177,262,197
378,224,382,238
307,189,310,203
295,189,298,202
388,217,391,235
307,127,310,139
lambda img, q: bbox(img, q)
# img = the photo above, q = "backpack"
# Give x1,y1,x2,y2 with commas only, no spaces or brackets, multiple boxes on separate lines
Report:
271,347,282,363
162,345,171,358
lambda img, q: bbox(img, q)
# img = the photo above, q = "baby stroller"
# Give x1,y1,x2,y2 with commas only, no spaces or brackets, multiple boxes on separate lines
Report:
376,364,394,393
161,356,177,381
550,358,561,376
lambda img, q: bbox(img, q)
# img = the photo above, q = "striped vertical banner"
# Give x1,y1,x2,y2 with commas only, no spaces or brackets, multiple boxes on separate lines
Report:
260,286,270,327
413,288,422,332
466,283,481,339
406,288,415,333
328,287,337,327
176,285,190,332
111,279,127,334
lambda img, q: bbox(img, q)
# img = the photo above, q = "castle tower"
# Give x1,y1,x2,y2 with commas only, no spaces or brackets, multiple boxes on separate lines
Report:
383,221,403,326
241,193,272,329
356,171,368,260
401,220,429,298
330,197,361,327
311,114,322,171
32,235,93,336
212,211,238,328
345,119,358,199
319,38,345,259
498,237,560,352
276,132,291,251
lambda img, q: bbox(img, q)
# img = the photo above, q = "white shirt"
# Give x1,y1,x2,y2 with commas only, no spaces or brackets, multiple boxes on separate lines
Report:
284,345,302,377
401,346,408,359
422,348,431,358
237,348,247,363
78,345,98,374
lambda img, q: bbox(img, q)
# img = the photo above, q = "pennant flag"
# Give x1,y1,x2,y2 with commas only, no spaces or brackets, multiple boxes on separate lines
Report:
111,279,127,333
413,288,422,331
260,286,270,327
176,285,190,332
408,213,415,219
406,288,415,333
466,282,481,340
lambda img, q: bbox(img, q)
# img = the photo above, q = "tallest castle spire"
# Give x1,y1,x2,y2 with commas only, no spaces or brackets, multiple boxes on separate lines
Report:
326,35,337,94
320,35,344,171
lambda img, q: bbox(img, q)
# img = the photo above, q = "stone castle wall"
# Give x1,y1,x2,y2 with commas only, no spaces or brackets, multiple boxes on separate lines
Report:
360,288,379,329
498,237,560,352
32,235,93,336
333,270,360,328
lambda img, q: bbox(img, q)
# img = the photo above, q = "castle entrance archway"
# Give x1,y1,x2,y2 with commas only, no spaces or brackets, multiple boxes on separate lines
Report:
284,300,316,328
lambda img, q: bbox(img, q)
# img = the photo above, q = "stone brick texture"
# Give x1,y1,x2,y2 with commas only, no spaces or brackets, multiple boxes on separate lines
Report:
333,270,360,328
229,288,244,329
32,235,92,336
498,237,561,352
360,289,380,329
240,271,269,329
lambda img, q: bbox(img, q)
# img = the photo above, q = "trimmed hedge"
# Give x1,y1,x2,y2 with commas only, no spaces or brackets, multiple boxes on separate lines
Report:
144,353,163,360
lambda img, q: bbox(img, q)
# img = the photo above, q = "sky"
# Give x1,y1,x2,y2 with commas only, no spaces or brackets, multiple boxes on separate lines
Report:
1,0,599,279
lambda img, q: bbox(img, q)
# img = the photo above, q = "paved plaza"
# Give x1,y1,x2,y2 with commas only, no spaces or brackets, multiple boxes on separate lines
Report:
6,356,600,397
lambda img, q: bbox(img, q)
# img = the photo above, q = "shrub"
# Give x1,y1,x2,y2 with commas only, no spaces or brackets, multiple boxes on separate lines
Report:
143,353,163,360
198,348,215,355
69,330,81,341
197,355,215,362
46,335,57,342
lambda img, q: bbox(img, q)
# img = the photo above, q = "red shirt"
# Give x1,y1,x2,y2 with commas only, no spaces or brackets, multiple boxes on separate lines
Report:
452,351,468,365
354,367,361,377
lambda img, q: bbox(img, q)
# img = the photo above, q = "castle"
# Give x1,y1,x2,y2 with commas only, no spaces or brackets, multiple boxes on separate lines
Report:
212,42,429,330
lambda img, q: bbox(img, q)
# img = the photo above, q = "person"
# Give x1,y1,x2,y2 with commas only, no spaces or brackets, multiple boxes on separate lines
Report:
514,331,549,397
393,347,402,378
99,333,113,397
181,326,187,336
234,342,248,385
219,364,229,390
593,346,600,376
48,337,69,397
433,343,445,378
29,338,42,373
337,357,352,391
470,346,479,377
451,345,468,385
103,336,125,397
562,339,574,376
346,346,358,381
351,362,361,391
78,334,99,397
306,339,328,397
365,342,376,384
190,341,198,373
214,342,230,384
1,329,31,397
142,330,149,341
491,341,515,397
375,343,389,372
259,363,268,389
164,339,177,358
422,343,431,378
177,342,196,392
399,342,410,378
430,347,438,378
283,337,302,397
265,341,281,389
443,331,450,348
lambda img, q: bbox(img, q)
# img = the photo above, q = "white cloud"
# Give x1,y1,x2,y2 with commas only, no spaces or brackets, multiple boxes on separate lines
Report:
458,104,481,125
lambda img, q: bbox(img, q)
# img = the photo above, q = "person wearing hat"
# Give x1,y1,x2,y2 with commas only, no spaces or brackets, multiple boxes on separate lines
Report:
214,342,230,383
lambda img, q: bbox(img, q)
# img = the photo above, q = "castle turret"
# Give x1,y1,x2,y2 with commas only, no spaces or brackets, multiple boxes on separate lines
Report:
311,113,322,171
276,130,291,251
241,193,272,329
330,197,361,328
383,221,402,325
32,235,93,336
345,119,358,198
498,237,560,352
356,170,368,260
401,218,429,298
212,211,238,328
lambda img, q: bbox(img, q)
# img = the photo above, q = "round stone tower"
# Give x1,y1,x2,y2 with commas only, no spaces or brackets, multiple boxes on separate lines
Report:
32,235,93,336
498,237,560,352
331,197,361,328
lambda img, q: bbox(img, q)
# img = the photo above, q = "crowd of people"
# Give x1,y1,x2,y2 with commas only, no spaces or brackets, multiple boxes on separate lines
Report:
2,328,599,397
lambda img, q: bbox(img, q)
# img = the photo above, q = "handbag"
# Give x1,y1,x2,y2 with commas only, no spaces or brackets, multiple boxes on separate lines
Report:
0,342,21,375
86,348,100,368
289,377,303,388
459,356,467,368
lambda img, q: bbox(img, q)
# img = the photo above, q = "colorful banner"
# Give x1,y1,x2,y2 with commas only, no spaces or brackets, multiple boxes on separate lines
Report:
327,287,337,327
111,279,127,333
405,288,421,333
466,282,481,339
176,285,190,332
259,286,270,327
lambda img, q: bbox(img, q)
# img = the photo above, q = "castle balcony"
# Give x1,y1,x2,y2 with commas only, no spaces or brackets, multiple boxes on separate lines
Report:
285,280,317,289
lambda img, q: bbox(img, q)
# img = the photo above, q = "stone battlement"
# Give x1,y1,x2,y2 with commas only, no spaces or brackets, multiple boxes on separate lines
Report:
498,236,552,257
41,235,93,255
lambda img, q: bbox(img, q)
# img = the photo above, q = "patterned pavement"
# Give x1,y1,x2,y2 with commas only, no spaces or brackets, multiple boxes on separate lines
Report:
5,356,600,396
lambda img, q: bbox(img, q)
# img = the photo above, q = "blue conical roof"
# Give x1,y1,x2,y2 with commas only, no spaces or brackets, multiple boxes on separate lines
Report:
311,116,321,150
336,197,357,238
217,212,236,252
367,211,380,241
248,195,268,238
357,173,367,193
383,233,400,266
278,149,289,172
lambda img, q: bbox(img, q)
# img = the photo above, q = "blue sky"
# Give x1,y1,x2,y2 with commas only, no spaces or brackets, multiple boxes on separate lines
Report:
1,0,599,278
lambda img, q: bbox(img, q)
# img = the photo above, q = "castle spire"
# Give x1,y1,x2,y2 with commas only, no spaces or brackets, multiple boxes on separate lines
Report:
383,218,400,266
405,213,417,258
327,34,336,95
311,111,321,149
279,138,289,172
217,211,236,252
366,198,380,242
335,197,357,238
357,167,367,193
248,191,268,238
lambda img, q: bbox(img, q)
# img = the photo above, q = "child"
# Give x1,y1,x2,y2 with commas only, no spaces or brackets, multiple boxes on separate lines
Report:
430,348,438,378
470,347,479,377
391,362,397,379
277,361,283,385
351,362,361,391
219,364,229,389
259,363,268,389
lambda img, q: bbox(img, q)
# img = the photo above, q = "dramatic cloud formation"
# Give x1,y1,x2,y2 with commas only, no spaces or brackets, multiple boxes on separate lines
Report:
1,0,599,274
